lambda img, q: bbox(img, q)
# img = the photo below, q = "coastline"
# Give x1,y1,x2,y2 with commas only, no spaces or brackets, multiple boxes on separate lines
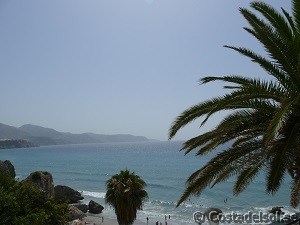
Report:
2,142,298,225
80,214,147,225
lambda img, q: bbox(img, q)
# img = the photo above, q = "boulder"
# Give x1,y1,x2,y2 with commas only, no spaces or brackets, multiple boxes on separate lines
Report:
54,185,84,203
70,203,88,213
3,160,16,177
68,205,86,221
270,206,284,215
0,160,16,177
88,200,104,214
24,171,54,197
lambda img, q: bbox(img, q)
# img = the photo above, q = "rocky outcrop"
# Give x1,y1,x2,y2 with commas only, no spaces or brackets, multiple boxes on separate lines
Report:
0,160,16,177
24,171,54,197
54,185,84,203
88,200,104,214
70,204,88,213
68,205,86,221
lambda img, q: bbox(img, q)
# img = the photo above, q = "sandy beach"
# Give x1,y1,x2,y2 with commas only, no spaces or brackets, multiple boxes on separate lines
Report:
71,214,147,225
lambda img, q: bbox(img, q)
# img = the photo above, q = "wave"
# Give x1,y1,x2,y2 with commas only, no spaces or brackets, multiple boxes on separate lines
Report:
69,177,104,183
147,183,179,190
80,190,106,199
151,200,177,206
59,171,112,177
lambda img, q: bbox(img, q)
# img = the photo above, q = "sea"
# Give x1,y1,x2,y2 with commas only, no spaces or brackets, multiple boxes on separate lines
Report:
0,141,298,225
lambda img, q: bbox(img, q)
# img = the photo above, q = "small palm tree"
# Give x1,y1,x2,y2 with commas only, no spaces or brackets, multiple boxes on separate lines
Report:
105,169,148,225
169,1,300,207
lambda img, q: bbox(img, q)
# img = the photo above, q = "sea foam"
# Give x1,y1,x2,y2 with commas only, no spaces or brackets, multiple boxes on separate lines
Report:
81,190,106,199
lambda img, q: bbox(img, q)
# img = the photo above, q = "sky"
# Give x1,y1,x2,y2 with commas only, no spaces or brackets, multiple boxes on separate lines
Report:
0,0,292,141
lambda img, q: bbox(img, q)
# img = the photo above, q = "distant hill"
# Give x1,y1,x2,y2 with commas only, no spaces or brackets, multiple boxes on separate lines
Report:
0,123,29,139
0,123,151,146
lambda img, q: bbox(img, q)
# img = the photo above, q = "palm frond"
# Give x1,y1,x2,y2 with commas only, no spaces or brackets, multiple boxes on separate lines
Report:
266,125,298,194
293,0,300,34
177,140,262,206
224,45,293,90
233,160,264,195
264,98,294,144
281,7,296,32
240,8,300,87
170,0,300,208
251,2,294,41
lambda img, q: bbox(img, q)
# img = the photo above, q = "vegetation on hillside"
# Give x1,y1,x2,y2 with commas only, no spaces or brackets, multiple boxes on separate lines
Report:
0,173,68,225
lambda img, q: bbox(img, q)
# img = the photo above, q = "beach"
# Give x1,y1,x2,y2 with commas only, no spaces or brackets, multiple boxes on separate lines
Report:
68,216,117,225
71,214,147,225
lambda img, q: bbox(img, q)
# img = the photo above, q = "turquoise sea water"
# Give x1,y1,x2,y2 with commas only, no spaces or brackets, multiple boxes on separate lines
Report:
0,141,297,225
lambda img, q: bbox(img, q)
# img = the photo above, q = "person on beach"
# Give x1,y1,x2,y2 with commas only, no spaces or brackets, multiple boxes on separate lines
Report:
156,221,159,225
224,198,228,204
165,215,167,221
102,217,104,223
168,215,171,219
146,217,149,224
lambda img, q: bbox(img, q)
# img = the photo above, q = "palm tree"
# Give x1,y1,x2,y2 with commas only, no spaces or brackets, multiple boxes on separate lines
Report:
169,1,300,207
105,169,148,225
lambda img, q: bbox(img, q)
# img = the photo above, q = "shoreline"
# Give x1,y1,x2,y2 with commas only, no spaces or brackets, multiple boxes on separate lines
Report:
81,214,147,225
2,142,298,225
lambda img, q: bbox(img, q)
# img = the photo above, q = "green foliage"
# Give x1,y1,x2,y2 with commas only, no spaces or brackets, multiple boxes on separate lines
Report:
0,173,68,225
105,169,148,225
169,1,300,207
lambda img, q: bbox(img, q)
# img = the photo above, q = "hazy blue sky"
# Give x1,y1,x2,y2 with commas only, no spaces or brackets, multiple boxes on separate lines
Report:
0,0,291,140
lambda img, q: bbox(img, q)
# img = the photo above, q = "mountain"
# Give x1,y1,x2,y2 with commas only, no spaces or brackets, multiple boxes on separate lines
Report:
0,123,30,139
0,123,151,146
19,124,64,139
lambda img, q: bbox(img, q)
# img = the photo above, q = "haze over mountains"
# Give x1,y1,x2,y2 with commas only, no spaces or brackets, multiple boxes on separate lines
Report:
0,123,152,146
